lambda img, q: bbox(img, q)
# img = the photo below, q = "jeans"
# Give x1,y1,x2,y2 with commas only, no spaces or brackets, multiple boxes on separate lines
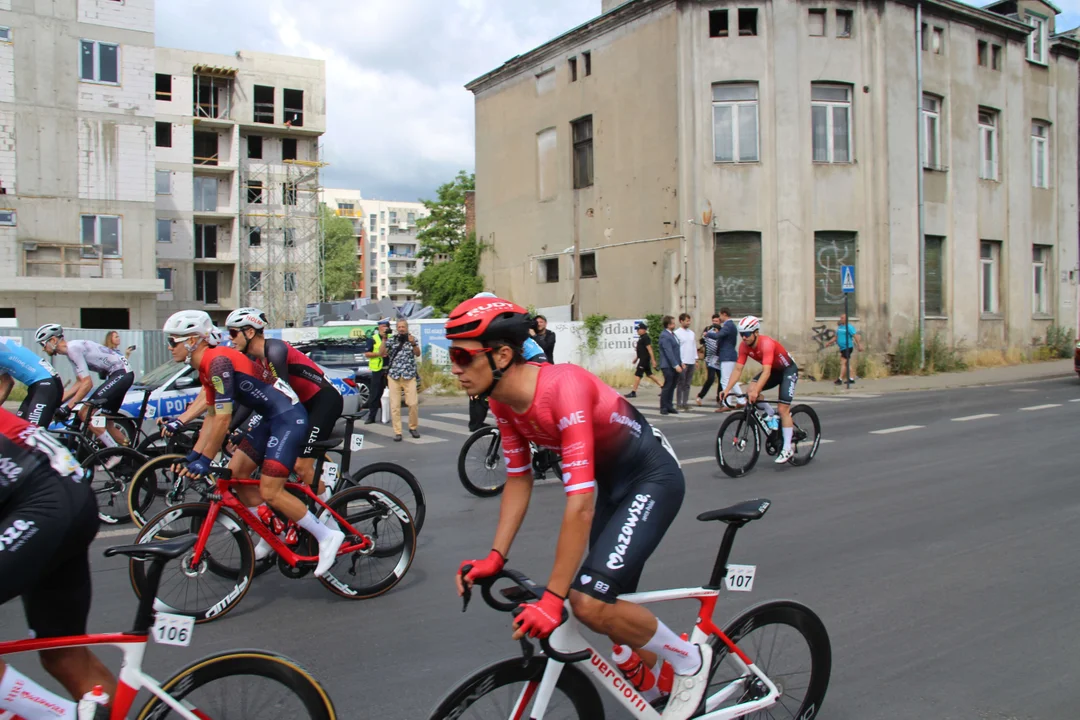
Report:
660,368,678,412
676,362,695,407
697,365,720,400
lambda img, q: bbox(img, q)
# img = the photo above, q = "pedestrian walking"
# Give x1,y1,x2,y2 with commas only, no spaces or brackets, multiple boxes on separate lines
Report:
625,321,662,398
826,312,863,384
674,313,697,410
363,319,390,424
713,307,745,412
386,318,421,441
696,314,722,406
658,316,682,414
532,315,556,363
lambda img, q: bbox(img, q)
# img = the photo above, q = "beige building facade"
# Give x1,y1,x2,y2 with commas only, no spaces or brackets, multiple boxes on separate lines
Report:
468,0,1079,353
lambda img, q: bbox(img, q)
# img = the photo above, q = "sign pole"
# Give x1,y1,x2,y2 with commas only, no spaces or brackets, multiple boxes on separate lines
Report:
840,264,855,389
844,293,851,388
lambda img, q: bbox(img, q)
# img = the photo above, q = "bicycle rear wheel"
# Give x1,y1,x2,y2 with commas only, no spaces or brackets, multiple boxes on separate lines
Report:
136,650,336,720
786,404,821,467
83,447,147,524
704,599,831,719
342,461,426,534
458,426,505,497
715,412,761,478
427,656,603,720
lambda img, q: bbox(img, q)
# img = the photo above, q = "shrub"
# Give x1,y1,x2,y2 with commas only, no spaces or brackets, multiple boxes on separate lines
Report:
418,358,462,396
890,330,966,374
1045,325,1076,359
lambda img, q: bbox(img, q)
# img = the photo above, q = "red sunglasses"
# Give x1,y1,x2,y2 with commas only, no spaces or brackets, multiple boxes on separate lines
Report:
448,346,492,367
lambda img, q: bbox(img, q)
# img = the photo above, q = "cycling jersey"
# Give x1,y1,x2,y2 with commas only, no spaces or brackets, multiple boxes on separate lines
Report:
737,335,795,372
63,339,130,378
0,340,58,385
17,376,62,426
199,346,301,418
0,410,85,507
260,338,335,403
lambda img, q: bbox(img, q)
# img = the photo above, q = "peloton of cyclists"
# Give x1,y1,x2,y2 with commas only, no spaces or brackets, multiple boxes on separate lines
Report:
0,338,64,427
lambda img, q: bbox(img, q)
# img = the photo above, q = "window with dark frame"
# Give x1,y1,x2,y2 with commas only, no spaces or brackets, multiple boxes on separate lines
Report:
195,269,219,304
155,121,171,148
738,8,758,36
156,73,172,100
253,85,274,124
709,9,729,37
924,236,945,316
247,180,264,204
991,44,1002,70
978,40,988,66
714,231,762,316
583,51,592,77
813,231,857,317
247,135,263,159
283,88,304,126
571,115,593,189
580,252,597,278
157,267,173,291
80,40,118,84
540,257,559,283
248,227,262,246
809,9,826,37
156,218,170,243
193,131,218,165
194,224,217,259
836,9,853,37
248,271,263,292
283,182,297,206
282,137,297,161
569,56,578,82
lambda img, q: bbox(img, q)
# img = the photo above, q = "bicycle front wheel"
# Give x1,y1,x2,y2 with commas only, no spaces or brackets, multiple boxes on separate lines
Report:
705,599,832,719
787,404,821,467
83,447,147,524
136,650,336,720
342,461,426,534
427,656,603,720
128,453,202,529
715,412,760,478
457,426,504,497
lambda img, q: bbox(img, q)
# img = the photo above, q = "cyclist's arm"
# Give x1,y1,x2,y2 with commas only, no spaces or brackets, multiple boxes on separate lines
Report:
723,343,750,395
264,339,292,386
175,390,208,424
754,340,775,391
193,356,235,457
488,410,534,557
754,365,772,392
62,375,93,406
0,373,13,404
549,493,593,597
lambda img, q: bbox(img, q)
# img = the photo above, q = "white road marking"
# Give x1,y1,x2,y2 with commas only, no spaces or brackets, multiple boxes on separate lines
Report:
869,425,924,435
951,413,999,422
434,413,472,421
800,396,851,403
681,456,713,465
833,393,881,398
1069,399,1080,403
818,439,836,444
1019,404,1061,412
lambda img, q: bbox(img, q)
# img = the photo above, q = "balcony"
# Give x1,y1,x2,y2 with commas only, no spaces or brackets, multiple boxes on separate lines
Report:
192,67,235,125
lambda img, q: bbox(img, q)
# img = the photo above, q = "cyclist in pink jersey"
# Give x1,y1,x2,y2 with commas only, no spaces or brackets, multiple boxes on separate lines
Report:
447,296,712,720
720,315,800,464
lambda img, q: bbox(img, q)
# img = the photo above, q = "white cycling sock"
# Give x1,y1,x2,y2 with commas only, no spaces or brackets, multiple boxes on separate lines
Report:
297,511,333,542
98,432,117,448
758,402,775,417
642,620,702,676
0,664,76,719
782,426,793,451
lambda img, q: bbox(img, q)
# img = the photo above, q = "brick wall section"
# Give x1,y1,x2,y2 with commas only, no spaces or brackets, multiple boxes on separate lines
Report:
77,46,155,118
78,120,152,201
0,43,14,104
0,111,16,195
465,189,475,237
78,0,154,34
0,227,15,275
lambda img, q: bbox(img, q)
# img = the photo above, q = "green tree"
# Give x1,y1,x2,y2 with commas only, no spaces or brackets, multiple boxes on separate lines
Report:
408,231,485,314
415,170,474,259
320,204,358,300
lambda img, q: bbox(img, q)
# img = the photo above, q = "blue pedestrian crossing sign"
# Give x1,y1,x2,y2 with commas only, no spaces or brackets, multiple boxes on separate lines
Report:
840,265,855,294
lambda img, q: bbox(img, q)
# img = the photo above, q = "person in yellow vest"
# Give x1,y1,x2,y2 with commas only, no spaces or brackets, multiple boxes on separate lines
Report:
364,319,391,424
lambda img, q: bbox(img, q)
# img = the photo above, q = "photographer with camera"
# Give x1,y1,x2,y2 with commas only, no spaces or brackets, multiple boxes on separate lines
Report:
387,318,422,442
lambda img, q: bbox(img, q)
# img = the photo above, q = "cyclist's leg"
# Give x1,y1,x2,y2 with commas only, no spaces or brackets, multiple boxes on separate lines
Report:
775,365,799,453
232,417,267,508
298,386,343,492
101,371,134,445
17,378,62,427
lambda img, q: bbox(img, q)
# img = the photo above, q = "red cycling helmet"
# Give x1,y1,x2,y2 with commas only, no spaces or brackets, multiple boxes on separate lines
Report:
445,297,531,345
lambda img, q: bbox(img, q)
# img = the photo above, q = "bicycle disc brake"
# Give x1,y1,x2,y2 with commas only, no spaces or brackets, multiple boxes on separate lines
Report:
278,533,313,579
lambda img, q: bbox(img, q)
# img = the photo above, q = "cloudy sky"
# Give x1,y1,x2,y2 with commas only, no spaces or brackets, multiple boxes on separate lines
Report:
157,0,1080,204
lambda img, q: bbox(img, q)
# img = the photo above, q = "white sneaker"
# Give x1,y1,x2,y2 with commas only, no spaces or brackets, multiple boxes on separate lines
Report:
103,454,122,470
314,530,345,577
775,447,794,464
254,536,275,561
662,643,713,720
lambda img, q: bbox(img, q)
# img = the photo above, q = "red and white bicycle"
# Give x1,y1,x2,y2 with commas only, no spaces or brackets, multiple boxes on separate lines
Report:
429,498,831,720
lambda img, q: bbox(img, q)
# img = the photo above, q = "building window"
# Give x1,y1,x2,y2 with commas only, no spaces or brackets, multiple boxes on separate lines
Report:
991,44,1002,70
811,84,852,163
539,257,559,283
248,270,262,292
195,269,219,304
80,215,121,257
283,88,304,126
1032,245,1050,314
814,231,856,317
407,211,416,224
247,135,263,159
156,218,170,243
369,214,376,232
80,40,118,84
155,121,171,148
1031,121,1049,188
713,83,759,163
714,232,762,316
248,227,261,247
194,176,218,211
155,170,171,195
157,267,172,291
980,241,1000,315
282,137,297,161
977,40,988,66
253,85,274,124
978,109,997,180
571,115,594,189
284,272,297,292
932,26,944,54
194,224,217,259
921,94,942,170
836,9,853,37
924,235,945,316
921,23,928,51
193,131,218,166
1027,14,1047,64
580,252,597,278
0,27,11,42
709,9,729,37
284,228,295,248
738,8,758,36
569,56,578,82
389,211,397,224
808,9,826,36
0,210,15,226
247,180,264,204
283,182,297,206
156,73,172,100
583,51,592,76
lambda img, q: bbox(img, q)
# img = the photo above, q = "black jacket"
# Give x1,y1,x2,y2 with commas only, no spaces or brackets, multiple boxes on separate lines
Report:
534,330,556,364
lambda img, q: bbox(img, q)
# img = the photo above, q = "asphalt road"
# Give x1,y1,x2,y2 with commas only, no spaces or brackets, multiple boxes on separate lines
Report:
2,375,1079,719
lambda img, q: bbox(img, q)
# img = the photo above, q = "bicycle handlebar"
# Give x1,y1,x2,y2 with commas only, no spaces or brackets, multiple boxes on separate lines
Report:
459,565,591,664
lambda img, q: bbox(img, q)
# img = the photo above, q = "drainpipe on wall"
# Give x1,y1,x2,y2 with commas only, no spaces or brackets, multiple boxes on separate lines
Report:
916,1,927,370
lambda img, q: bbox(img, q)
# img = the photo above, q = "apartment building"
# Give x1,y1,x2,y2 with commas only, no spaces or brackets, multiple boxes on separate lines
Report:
467,0,1079,353
155,48,326,327
0,0,163,329
321,189,430,303
320,187,367,295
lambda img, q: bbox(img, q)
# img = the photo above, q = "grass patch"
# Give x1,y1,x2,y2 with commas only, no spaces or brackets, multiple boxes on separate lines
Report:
855,353,890,379
890,331,967,375
418,358,464,396
596,368,640,389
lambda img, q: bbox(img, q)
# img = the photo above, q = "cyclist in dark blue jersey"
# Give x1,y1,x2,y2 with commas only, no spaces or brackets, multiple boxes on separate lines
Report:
0,340,63,427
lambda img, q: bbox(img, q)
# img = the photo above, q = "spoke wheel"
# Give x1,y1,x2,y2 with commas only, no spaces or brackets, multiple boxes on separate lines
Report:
786,405,821,467
342,461,426,534
83,447,147,524
458,426,505,497
128,453,210,529
715,413,760,478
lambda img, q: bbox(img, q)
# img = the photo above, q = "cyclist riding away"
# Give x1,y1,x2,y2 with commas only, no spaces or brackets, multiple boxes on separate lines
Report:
0,408,115,720
720,316,800,464
162,310,343,577
447,297,712,720
0,339,63,427
36,324,134,456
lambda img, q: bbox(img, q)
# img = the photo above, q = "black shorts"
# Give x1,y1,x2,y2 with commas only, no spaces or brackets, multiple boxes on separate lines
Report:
237,404,308,477
754,364,799,405
839,348,853,359
301,385,344,458
18,376,63,427
88,370,135,414
635,362,653,378
571,431,685,603
0,470,99,638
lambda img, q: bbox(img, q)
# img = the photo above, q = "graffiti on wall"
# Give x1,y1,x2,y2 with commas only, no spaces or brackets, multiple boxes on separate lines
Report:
810,324,836,350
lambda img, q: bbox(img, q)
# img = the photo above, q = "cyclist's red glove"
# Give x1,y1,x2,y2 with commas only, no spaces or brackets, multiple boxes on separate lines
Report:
514,590,565,639
459,549,505,584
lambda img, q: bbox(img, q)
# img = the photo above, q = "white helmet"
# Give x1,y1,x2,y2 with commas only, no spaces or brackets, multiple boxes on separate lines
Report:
473,292,498,299
736,316,761,334
207,326,223,347
35,323,64,345
225,307,267,330
163,310,214,339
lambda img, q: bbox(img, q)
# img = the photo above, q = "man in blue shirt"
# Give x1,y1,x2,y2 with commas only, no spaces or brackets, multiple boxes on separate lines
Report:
713,308,744,412
0,340,63,426
827,312,864,385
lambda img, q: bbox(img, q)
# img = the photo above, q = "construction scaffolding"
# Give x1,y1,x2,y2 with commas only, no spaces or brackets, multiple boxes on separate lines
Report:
239,148,326,327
